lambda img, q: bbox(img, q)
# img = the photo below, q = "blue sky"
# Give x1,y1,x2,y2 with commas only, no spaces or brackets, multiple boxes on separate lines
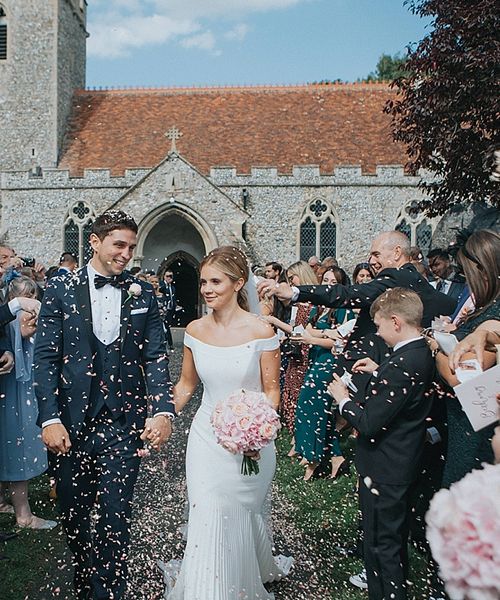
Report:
86,0,432,88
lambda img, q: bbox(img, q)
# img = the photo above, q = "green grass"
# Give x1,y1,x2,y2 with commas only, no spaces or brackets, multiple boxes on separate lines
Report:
1,436,432,600
274,431,431,599
0,475,69,600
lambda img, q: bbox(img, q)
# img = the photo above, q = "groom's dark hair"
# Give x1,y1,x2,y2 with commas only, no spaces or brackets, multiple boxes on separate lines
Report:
92,210,138,240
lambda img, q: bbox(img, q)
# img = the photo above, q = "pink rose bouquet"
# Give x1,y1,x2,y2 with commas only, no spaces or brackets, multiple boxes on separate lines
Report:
426,463,500,600
211,389,281,476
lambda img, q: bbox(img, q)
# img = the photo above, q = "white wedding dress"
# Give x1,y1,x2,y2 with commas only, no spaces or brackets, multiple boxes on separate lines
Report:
164,333,292,600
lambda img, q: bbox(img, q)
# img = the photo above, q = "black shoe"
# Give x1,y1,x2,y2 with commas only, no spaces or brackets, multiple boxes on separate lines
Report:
0,531,18,543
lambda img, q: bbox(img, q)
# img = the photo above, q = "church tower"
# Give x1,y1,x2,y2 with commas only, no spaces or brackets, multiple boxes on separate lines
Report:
0,0,87,172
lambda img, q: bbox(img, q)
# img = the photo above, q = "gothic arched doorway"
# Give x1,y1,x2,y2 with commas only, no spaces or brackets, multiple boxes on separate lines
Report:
159,252,199,326
138,207,216,325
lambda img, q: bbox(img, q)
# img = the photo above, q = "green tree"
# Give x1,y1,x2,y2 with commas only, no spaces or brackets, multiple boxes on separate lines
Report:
385,0,499,216
365,53,409,82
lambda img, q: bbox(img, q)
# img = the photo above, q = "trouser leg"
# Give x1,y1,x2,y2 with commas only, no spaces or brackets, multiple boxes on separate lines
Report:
56,438,97,600
90,421,140,600
360,477,410,600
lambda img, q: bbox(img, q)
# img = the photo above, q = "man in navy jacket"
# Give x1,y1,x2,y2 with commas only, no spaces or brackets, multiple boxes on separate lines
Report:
34,211,175,600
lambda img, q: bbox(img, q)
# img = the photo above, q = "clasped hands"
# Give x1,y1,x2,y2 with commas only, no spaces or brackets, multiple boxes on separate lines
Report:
42,415,172,455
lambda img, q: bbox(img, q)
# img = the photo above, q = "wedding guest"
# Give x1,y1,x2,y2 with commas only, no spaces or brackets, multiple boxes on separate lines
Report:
54,252,77,276
281,261,317,454
409,246,424,264
432,229,499,487
160,270,176,352
328,288,435,600
307,255,320,274
427,248,465,306
352,262,374,285
294,267,355,480
0,245,15,303
321,256,338,269
264,261,283,282
0,276,55,529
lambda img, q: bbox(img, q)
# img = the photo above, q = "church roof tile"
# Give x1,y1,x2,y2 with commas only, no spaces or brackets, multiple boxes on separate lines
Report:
59,83,407,176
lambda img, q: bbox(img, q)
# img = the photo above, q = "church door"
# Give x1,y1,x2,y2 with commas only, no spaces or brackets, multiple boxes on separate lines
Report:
159,253,199,326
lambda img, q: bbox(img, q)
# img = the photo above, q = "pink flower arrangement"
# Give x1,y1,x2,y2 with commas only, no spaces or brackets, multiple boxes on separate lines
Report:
211,389,281,475
426,463,500,600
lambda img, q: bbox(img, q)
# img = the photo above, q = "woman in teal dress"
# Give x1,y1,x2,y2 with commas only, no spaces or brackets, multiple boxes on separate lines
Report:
435,230,499,487
294,268,356,481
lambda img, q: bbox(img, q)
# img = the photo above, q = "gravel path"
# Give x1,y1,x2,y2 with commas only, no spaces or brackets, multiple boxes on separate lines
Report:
125,349,333,600
37,349,336,599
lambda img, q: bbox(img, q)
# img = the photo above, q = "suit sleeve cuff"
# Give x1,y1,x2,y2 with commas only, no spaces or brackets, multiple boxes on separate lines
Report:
7,298,21,316
338,398,351,415
154,409,176,420
42,418,62,428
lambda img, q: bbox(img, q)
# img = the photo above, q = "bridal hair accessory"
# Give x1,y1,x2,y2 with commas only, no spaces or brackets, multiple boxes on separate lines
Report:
211,389,281,476
125,282,142,303
426,463,500,600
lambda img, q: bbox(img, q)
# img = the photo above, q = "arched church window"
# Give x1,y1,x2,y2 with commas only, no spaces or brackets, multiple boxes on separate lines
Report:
63,201,95,266
0,6,7,61
299,199,338,260
395,200,438,258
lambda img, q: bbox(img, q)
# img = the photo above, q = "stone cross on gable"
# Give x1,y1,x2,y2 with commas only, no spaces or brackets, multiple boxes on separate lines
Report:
165,126,182,152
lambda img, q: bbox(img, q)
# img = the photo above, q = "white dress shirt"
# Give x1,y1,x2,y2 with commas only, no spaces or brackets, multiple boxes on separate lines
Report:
87,262,121,345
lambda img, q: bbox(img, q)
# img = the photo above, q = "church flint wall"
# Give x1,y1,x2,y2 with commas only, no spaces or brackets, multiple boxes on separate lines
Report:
0,162,427,274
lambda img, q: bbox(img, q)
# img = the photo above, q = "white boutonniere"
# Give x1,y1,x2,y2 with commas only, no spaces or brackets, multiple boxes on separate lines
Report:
125,282,142,304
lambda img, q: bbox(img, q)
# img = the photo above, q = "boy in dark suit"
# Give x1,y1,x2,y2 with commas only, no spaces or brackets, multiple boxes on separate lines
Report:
328,287,435,600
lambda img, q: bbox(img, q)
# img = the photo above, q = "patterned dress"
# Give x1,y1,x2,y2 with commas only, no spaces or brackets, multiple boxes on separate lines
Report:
281,303,313,435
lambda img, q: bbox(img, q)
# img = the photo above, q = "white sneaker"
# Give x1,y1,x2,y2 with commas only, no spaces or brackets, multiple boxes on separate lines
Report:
349,568,368,590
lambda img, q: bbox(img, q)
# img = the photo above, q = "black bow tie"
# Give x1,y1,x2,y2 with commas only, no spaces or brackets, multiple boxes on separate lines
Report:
94,273,125,290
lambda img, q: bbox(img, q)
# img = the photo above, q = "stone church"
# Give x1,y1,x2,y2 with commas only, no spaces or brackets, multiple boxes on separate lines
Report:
0,0,443,319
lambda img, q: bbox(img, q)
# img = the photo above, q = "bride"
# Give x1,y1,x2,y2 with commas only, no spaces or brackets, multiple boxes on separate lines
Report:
165,246,292,600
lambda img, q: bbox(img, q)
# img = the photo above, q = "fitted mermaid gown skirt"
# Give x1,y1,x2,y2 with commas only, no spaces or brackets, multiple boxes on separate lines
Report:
166,334,292,600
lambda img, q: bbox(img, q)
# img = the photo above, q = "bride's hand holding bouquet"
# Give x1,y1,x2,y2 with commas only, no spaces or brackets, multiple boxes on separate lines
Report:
211,389,281,476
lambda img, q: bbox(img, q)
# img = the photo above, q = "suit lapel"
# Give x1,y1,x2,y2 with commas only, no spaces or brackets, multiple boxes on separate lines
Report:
120,276,133,351
74,267,95,353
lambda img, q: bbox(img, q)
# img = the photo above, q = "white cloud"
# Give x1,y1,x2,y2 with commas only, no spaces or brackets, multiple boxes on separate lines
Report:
224,24,249,42
88,14,199,58
180,31,216,51
88,0,306,59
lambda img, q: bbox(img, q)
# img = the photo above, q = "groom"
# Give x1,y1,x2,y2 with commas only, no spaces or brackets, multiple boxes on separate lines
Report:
34,210,175,599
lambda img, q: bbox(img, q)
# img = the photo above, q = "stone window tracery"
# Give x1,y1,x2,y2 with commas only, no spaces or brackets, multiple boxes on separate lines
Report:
0,6,7,61
299,199,337,260
63,201,95,266
395,200,438,258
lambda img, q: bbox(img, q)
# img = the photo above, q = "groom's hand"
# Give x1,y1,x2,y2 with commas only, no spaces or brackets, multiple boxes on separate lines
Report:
42,423,72,454
140,416,172,451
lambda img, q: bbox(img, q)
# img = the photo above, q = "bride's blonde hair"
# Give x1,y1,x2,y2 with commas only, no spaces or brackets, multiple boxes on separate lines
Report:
200,246,250,312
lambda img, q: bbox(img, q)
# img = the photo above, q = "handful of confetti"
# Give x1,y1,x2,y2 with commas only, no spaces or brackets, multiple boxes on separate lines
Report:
211,389,281,476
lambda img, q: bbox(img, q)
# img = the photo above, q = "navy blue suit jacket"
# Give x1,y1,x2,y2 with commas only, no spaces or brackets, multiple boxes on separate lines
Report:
342,339,435,485
34,267,174,438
